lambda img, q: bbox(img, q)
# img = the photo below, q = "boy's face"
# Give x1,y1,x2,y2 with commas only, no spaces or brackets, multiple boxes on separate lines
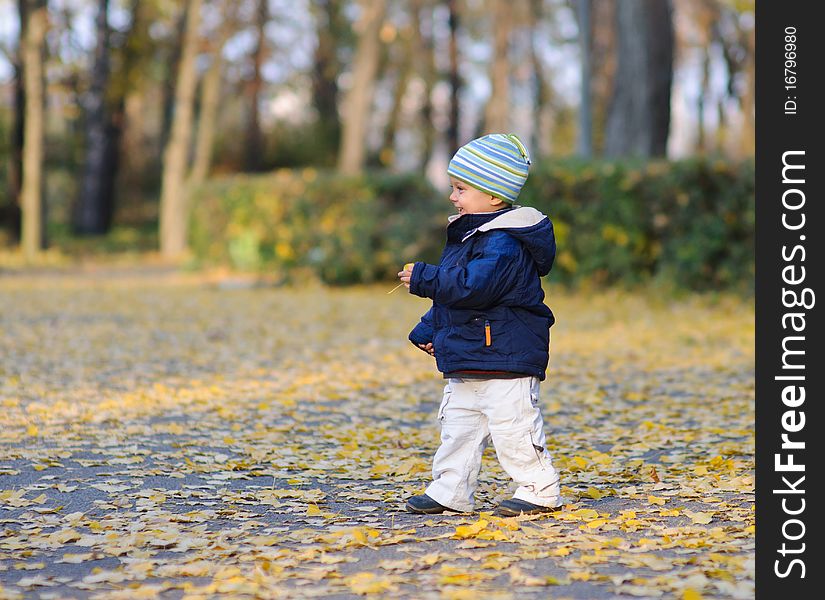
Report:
449,177,506,215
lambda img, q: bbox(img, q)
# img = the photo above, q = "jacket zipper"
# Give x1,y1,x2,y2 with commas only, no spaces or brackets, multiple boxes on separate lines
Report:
484,320,492,346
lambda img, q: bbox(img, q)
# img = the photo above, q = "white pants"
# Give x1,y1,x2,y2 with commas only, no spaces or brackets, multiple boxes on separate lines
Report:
425,376,561,512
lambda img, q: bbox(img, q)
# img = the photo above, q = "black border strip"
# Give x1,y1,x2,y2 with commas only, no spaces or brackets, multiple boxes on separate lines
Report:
755,2,823,596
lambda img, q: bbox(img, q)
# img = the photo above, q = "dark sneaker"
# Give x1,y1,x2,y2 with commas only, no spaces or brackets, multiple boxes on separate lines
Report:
494,498,562,517
405,494,454,514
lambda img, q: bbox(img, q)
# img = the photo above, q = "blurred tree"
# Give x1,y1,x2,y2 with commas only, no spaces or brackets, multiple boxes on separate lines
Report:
528,0,552,160
412,0,438,171
575,0,593,157
379,18,413,168
108,0,160,222
159,0,202,258
190,1,239,187
0,1,25,242
589,0,616,155
338,0,386,174
20,0,48,259
446,0,461,156
483,0,513,133
310,0,347,166
73,0,112,235
604,0,674,157
244,0,269,172
712,0,754,155
159,5,187,158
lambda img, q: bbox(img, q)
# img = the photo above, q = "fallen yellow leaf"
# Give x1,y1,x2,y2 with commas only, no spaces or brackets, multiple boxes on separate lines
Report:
454,519,489,539
685,510,713,524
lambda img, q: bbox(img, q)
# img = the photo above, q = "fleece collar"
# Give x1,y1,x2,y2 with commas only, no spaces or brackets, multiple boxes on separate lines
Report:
455,206,547,242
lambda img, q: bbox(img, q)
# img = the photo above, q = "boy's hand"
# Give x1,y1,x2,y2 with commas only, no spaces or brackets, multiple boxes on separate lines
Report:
397,263,415,288
417,342,435,356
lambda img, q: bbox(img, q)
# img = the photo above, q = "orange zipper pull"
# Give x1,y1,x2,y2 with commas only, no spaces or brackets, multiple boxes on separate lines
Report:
485,320,492,346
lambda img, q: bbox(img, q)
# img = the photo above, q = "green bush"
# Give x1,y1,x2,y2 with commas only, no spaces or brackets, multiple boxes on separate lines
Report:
519,157,754,290
189,169,448,284
189,157,754,290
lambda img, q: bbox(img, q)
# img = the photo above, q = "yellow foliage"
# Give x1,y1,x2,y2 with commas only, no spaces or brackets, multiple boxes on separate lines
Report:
0,279,755,597
453,519,489,539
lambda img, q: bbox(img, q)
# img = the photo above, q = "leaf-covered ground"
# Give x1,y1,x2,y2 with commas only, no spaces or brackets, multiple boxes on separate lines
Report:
0,270,754,599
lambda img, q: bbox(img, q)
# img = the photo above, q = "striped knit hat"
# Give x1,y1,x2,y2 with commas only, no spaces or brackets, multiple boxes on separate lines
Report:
447,133,532,204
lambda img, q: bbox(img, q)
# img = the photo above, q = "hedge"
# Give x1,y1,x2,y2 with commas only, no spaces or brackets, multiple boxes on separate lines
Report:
189,157,754,290
189,169,448,285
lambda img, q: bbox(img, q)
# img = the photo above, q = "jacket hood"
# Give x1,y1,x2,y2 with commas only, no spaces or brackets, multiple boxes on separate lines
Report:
455,206,556,276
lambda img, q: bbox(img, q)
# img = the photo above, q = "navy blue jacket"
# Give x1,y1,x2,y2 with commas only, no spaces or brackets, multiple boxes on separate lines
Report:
408,206,556,381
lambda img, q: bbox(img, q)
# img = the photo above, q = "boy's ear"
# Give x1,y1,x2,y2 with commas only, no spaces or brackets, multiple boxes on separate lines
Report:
488,195,506,208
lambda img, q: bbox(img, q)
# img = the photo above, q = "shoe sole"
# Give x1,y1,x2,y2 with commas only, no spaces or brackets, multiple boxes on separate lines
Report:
494,505,562,517
405,501,447,514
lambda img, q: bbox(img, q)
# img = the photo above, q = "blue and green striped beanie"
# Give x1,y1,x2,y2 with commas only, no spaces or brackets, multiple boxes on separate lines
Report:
447,133,532,204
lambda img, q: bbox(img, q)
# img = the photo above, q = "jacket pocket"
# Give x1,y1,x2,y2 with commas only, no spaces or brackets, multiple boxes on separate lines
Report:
468,315,494,348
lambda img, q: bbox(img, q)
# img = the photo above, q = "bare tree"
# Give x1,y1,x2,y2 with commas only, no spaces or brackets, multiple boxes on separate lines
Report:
338,0,386,174
714,0,754,155
483,0,513,133
0,3,25,242
20,0,48,260
575,0,593,157
589,0,616,154
244,0,269,172
414,0,438,170
159,0,202,258
311,0,347,164
604,0,674,158
189,1,239,187
379,21,415,167
159,6,188,158
73,0,112,235
446,0,461,156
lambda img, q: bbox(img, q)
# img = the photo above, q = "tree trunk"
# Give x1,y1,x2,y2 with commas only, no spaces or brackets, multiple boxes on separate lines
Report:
3,1,26,242
338,0,386,175
604,0,674,158
113,0,157,219
159,6,187,157
590,0,615,155
20,0,47,260
483,0,512,134
244,0,268,172
311,0,345,165
527,0,551,158
697,46,709,153
159,0,202,259
416,0,437,170
740,51,755,156
73,0,112,235
446,0,461,156
189,59,221,185
576,0,593,157
190,3,237,187
379,24,414,167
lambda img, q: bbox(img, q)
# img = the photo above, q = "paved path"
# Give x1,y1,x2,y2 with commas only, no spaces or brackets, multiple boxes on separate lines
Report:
0,271,755,599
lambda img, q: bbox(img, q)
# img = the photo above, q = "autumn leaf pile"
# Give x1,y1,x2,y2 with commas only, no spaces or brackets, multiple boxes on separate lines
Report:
0,272,754,599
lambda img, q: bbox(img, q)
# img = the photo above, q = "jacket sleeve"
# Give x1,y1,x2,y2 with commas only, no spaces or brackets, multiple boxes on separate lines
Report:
409,234,520,309
409,306,434,346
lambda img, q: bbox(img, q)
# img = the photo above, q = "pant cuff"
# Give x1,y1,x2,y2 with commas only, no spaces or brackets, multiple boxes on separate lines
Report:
425,482,475,513
512,486,562,508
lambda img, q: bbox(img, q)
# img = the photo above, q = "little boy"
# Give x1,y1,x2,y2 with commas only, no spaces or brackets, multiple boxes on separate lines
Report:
398,133,561,516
